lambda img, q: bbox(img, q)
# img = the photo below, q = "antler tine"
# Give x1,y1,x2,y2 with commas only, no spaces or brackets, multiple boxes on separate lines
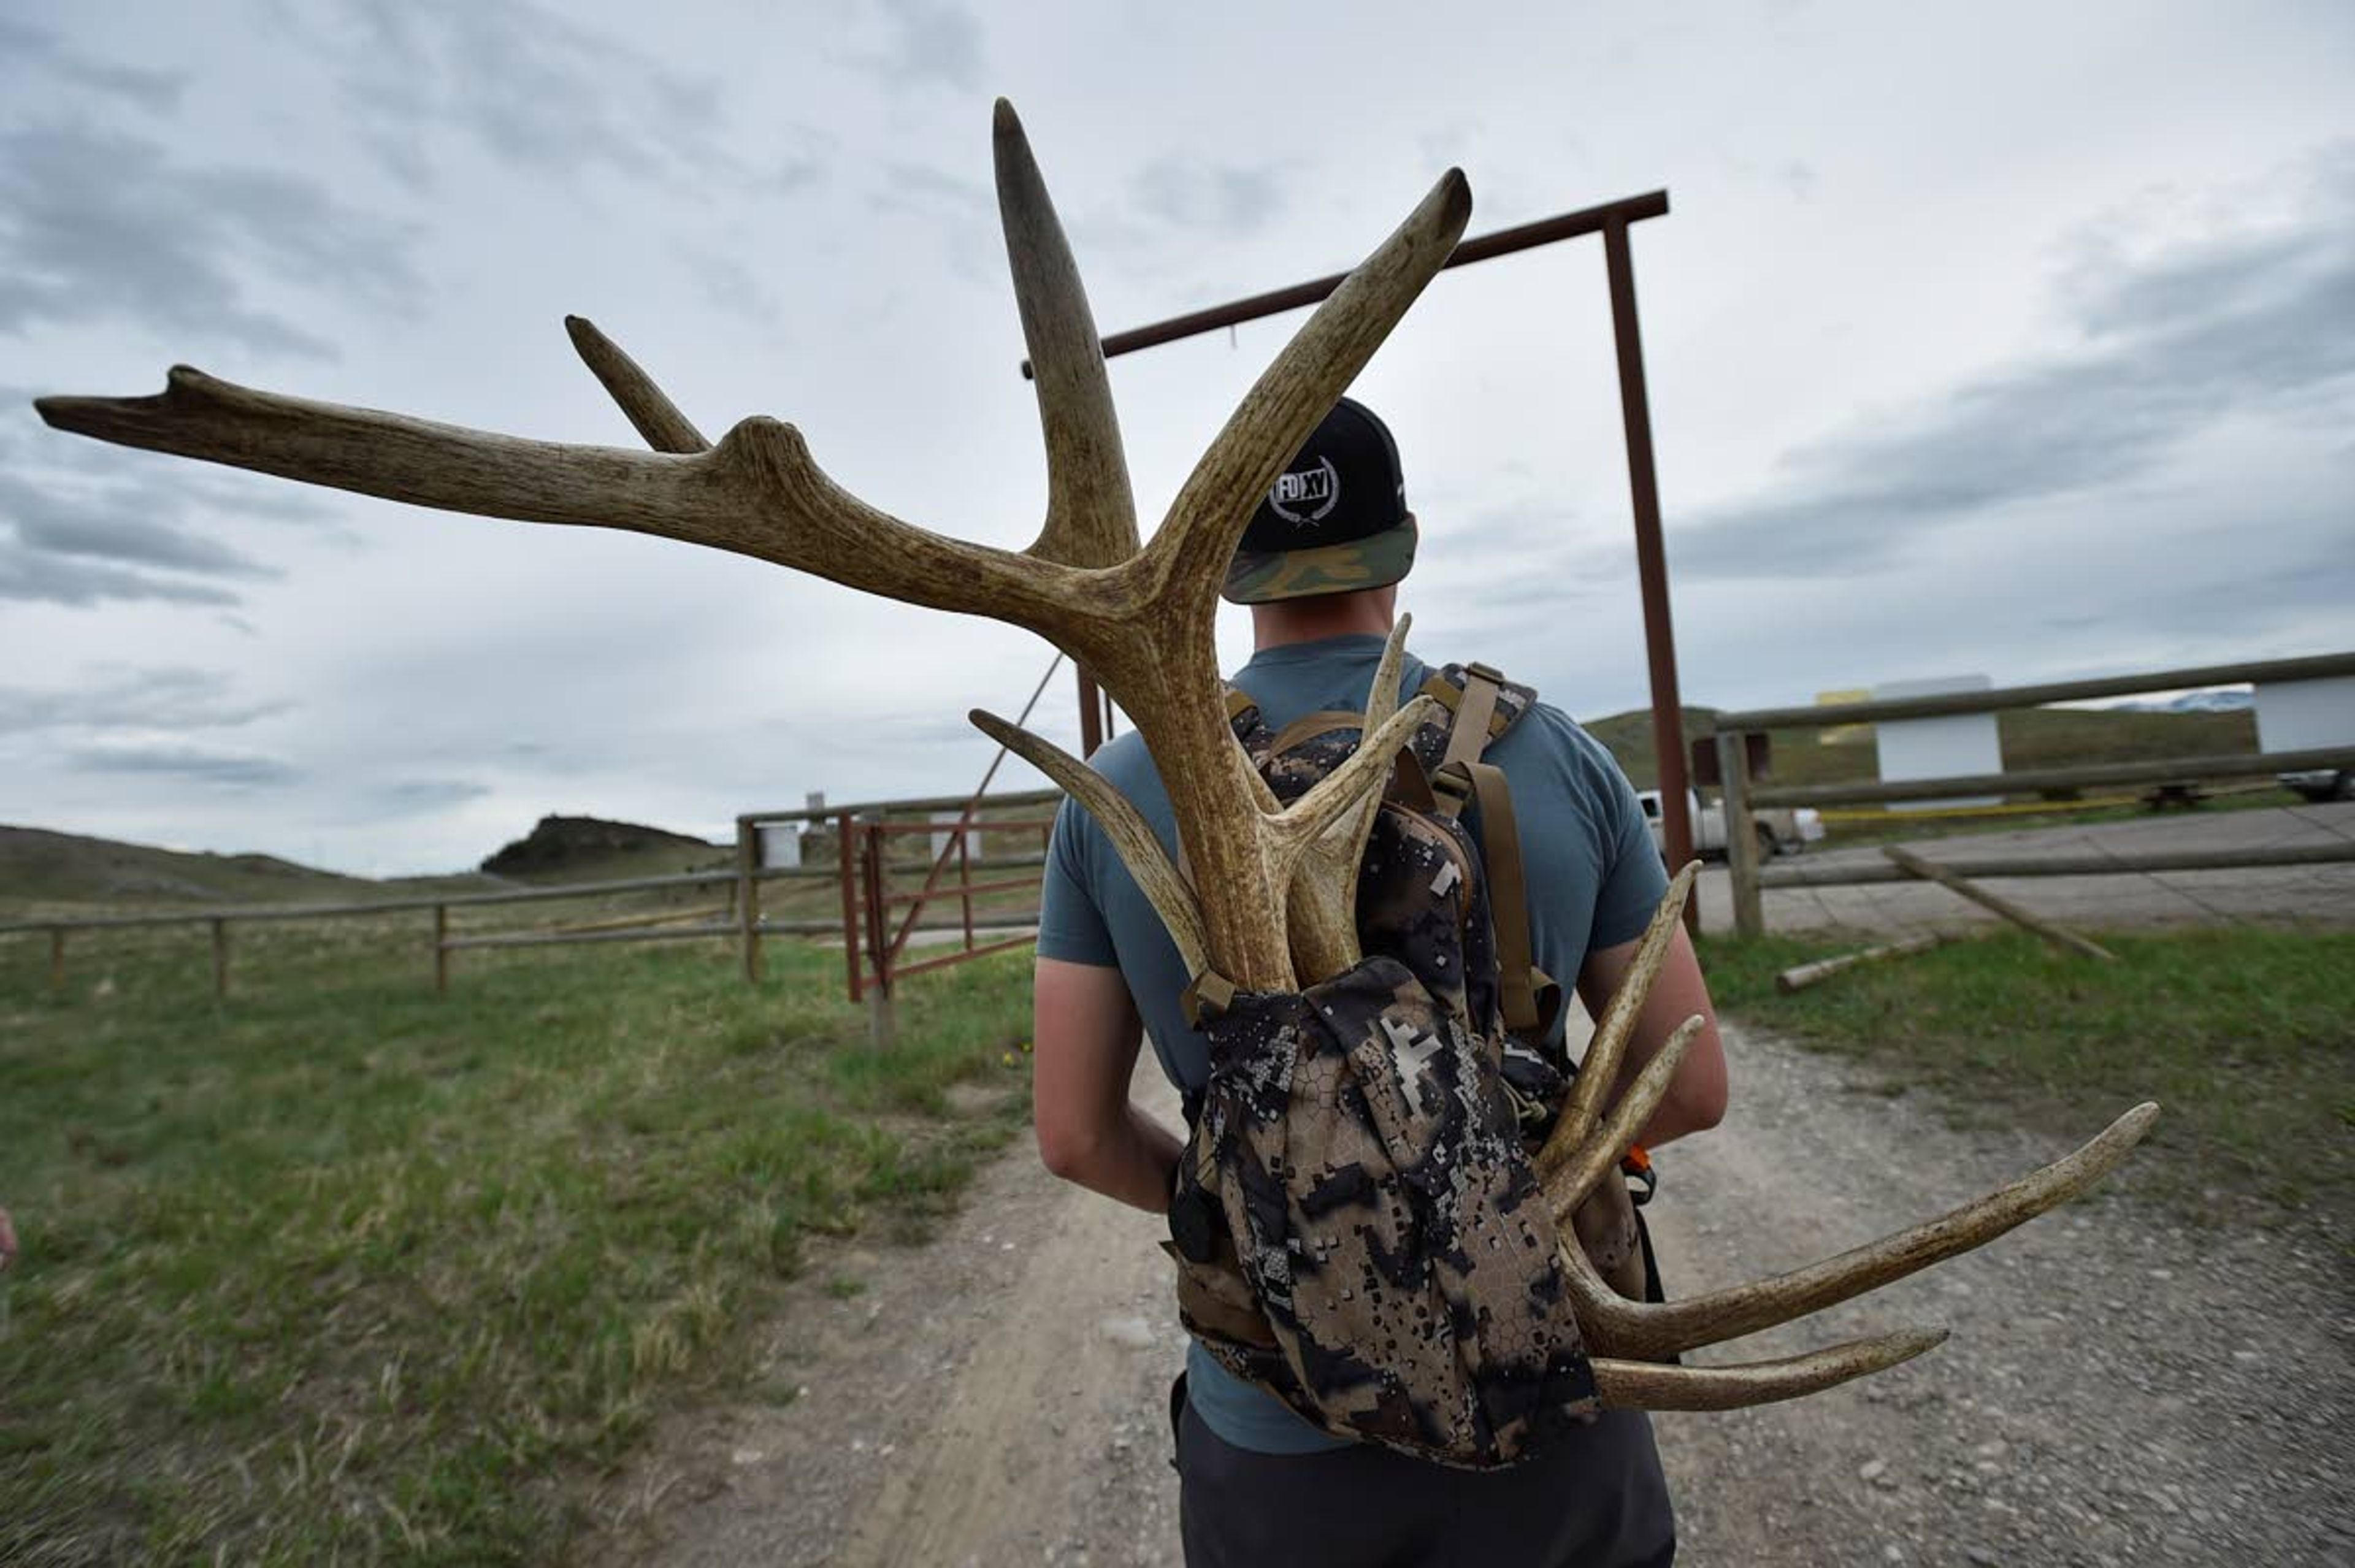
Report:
1266,616,1418,979
1535,862,1699,1178
1562,1102,2159,1361
1545,1013,1706,1224
1138,168,1471,607
1594,1330,1947,1412
970,709,1211,977
564,315,710,454
1074,170,1468,993
994,100,1137,570
1334,612,1416,868
1266,691,1441,981
34,369,1082,627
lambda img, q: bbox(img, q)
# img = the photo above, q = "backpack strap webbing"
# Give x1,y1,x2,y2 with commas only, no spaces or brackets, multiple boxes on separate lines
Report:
1440,662,1508,774
1457,757,1559,1041
1264,709,1369,760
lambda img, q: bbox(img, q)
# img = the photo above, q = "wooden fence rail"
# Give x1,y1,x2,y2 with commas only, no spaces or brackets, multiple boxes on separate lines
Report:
1709,649,2355,936
7,791,1062,1001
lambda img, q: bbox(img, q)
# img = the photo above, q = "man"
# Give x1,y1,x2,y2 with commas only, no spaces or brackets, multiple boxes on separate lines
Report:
1033,397,1728,1566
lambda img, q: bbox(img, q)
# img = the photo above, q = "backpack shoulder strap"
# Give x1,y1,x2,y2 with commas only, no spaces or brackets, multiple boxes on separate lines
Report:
1457,757,1561,1041
1410,661,1537,782
1417,662,1557,1044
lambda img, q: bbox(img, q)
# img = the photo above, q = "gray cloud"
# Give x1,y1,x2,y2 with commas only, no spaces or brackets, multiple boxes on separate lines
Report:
678,248,790,331
375,779,493,813
69,744,302,788
12,510,273,578
283,0,747,188
1677,155,2355,581
1132,156,1287,238
0,554,241,607
0,460,281,610
865,0,986,91
873,159,992,215
0,123,421,355
0,18,187,113
0,667,291,733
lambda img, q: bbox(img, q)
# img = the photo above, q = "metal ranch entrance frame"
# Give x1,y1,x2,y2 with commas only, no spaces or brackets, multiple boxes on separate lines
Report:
1036,189,1699,894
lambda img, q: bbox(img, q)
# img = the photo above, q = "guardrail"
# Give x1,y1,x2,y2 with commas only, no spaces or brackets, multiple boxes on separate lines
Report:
1708,650,2355,936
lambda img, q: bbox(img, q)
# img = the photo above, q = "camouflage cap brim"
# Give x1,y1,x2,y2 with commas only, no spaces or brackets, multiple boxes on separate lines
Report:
1222,516,1419,605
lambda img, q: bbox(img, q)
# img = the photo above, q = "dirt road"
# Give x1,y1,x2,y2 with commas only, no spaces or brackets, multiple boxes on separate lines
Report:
586,1021,2351,1567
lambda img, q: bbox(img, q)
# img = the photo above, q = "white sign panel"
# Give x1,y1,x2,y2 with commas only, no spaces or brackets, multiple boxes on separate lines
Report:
1873,675,2004,813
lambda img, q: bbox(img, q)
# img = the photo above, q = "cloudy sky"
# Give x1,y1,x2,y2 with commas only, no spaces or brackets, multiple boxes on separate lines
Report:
2,1,2349,876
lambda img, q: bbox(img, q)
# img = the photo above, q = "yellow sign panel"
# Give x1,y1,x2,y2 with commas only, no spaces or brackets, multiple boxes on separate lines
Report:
1814,689,1874,746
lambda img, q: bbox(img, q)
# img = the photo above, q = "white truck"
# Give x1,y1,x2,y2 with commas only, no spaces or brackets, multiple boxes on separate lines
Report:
1636,789,1825,860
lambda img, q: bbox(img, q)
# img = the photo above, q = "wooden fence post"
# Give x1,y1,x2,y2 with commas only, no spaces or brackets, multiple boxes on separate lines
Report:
210,917,231,999
48,927,66,995
1718,729,1766,938
736,816,764,986
432,904,450,996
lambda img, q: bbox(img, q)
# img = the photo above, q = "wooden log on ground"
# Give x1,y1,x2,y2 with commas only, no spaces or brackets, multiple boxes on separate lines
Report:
1776,933,1947,993
1760,839,2355,888
1881,846,2116,962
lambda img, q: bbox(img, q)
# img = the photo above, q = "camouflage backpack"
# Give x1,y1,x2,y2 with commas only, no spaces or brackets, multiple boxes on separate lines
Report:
1165,662,1638,1468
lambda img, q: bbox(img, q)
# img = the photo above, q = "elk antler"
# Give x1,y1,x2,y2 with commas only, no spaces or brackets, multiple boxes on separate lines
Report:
34,100,2157,1412
1538,870,2159,1402
37,101,1471,992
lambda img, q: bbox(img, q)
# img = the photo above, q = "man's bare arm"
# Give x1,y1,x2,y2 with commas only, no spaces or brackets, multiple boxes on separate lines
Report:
1576,924,1729,1148
1032,957,1185,1214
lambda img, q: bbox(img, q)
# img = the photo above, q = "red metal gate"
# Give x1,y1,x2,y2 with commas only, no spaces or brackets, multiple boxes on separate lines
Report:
837,805,1054,1018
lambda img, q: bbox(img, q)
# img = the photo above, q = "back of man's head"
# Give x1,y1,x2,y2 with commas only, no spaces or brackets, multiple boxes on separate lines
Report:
1223,397,1417,606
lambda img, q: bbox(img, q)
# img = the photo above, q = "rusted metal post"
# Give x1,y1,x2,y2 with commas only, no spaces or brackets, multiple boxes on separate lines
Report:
1603,215,1697,936
1718,729,1765,938
735,816,763,985
861,825,896,1049
838,811,865,1003
958,825,975,950
210,917,230,999
1077,665,1106,758
432,904,449,996
48,927,66,995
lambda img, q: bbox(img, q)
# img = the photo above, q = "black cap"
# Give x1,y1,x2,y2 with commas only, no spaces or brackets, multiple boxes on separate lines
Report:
1223,397,1417,604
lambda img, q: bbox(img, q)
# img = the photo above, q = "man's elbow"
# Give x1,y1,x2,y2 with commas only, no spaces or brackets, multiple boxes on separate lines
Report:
1677,1076,1729,1134
1673,1038,1730,1134
1035,1119,1102,1184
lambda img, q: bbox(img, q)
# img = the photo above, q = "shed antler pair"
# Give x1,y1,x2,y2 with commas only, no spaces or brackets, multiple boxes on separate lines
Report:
37,102,2155,1409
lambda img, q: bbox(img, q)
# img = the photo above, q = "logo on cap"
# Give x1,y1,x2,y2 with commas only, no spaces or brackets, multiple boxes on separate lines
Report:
1266,457,1341,526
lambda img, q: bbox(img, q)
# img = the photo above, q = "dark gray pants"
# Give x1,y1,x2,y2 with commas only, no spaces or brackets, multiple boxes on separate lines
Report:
1176,1396,1676,1567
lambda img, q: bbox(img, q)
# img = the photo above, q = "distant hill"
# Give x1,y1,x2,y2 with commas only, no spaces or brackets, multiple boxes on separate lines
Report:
1578,703,2259,791
2107,689,2254,714
0,824,428,912
478,816,727,882
1,814,732,917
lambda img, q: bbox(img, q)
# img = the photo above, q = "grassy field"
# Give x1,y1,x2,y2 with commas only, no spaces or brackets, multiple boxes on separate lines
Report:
0,924,1036,1566
1701,927,2355,1222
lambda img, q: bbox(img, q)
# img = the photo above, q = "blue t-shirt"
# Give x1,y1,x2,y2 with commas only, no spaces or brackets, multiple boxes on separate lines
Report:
1037,632,1668,1453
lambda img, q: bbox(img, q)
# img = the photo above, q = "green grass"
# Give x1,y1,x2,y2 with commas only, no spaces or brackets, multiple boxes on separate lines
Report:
0,925,1035,1565
1701,927,2355,1221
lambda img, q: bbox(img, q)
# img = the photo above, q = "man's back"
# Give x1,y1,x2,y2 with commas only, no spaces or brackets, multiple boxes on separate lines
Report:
1038,630,1671,1467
